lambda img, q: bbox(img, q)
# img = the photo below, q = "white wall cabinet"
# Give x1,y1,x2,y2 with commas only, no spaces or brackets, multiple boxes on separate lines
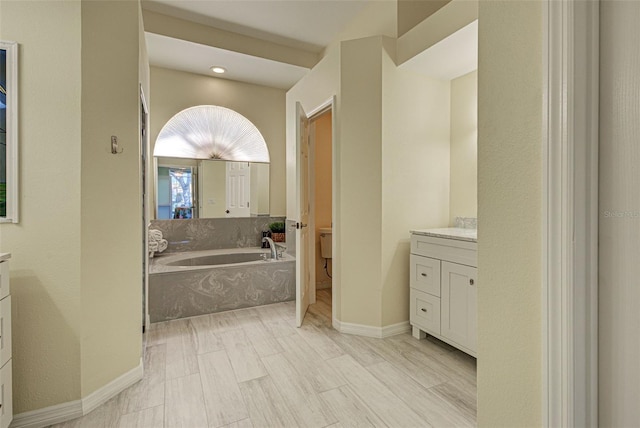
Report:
0,256,12,428
410,231,476,357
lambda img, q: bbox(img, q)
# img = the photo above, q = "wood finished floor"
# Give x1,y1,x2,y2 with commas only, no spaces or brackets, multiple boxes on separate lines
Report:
50,289,477,428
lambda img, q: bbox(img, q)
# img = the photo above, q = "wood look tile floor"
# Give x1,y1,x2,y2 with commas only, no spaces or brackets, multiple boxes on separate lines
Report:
51,289,477,428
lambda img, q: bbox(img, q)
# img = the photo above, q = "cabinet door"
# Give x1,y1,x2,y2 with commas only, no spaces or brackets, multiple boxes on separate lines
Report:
441,262,477,353
0,297,10,368
0,360,11,428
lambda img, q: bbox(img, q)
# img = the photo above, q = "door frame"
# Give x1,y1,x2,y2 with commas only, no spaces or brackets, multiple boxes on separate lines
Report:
140,86,150,331
294,96,336,326
542,0,599,426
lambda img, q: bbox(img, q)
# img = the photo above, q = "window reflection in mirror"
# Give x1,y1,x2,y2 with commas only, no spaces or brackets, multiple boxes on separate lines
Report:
155,157,269,219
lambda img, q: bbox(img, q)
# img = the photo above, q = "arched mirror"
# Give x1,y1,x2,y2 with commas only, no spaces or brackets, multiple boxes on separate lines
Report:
154,105,270,220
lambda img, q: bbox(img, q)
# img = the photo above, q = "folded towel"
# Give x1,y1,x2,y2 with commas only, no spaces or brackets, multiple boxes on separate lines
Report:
157,239,168,253
149,229,163,242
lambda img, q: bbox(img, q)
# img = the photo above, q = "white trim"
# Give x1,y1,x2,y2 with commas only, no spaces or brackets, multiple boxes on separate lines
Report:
332,318,410,338
82,358,144,414
10,401,83,428
543,0,598,426
0,40,19,223
381,321,411,338
11,359,143,428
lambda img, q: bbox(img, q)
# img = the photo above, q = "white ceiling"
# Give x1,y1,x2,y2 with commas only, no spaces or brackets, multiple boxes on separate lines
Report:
143,0,373,53
143,0,375,90
146,33,310,89
144,1,477,90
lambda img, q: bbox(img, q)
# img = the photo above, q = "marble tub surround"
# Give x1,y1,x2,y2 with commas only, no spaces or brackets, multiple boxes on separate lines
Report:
149,251,295,322
149,216,286,253
150,248,294,274
410,227,477,242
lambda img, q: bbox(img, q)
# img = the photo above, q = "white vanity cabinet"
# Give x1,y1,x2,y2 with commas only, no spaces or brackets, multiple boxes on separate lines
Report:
0,255,12,428
409,230,477,357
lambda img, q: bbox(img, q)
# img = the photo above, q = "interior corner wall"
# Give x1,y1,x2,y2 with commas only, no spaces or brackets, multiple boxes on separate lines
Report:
338,36,384,327
449,70,477,225
148,67,286,217
80,0,142,396
0,0,83,413
381,44,451,326
477,1,543,426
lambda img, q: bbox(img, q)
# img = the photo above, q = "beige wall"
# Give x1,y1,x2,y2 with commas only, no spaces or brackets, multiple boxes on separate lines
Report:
313,111,332,287
0,0,144,413
338,36,384,326
250,163,270,216
397,0,451,37
0,0,83,413
80,0,143,397
599,1,640,424
149,66,286,217
477,1,543,426
381,44,451,326
449,70,477,225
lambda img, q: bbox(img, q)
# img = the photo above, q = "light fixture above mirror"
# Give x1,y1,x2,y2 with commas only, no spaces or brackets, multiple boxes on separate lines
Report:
153,105,270,163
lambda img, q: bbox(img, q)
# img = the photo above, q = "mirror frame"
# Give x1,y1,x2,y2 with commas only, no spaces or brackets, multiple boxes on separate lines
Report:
0,40,18,223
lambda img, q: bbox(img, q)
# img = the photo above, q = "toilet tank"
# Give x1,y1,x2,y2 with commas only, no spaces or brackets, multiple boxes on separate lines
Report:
319,227,332,259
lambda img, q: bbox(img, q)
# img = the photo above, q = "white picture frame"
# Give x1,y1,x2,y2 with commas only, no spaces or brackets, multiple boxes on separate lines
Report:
0,40,18,223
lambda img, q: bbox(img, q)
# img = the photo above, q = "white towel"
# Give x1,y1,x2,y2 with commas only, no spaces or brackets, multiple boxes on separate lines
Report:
149,229,163,242
157,239,168,253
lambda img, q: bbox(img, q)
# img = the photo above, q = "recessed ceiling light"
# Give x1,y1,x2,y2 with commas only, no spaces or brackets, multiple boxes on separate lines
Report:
210,66,226,74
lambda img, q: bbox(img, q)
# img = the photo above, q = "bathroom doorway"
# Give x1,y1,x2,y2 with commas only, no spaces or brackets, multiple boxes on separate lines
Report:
306,101,334,325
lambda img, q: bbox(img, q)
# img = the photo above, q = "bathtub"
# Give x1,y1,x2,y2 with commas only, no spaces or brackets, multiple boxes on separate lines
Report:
149,248,295,322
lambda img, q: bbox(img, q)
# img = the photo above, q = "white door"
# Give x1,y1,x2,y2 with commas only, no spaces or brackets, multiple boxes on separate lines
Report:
441,261,477,353
226,162,250,217
295,102,311,327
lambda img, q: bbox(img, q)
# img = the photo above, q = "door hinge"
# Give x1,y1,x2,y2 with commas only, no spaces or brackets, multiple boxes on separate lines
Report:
296,222,308,229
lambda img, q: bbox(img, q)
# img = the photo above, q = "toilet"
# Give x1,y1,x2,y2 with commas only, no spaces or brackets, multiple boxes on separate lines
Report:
319,227,332,259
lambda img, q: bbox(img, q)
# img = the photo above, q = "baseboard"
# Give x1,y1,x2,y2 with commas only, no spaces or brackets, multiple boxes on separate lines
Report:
380,321,411,338
332,318,410,338
11,400,82,428
11,358,143,428
82,357,144,414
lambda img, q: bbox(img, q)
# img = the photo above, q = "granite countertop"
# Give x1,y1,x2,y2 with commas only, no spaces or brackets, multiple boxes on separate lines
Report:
410,227,477,243
0,253,11,262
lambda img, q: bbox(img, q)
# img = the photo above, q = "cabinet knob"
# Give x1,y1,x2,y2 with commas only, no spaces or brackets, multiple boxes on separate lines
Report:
470,278,475,286
421,273,427,277
421,308,427,312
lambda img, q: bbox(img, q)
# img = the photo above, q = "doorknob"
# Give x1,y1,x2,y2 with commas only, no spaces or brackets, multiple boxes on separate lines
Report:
225,210,230,214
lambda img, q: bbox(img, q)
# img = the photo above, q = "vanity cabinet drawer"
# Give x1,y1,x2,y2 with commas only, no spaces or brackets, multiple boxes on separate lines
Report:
0,360,11,428
0,297,10,369
410,289,440,335
410,254,440,296
0,263,8,301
